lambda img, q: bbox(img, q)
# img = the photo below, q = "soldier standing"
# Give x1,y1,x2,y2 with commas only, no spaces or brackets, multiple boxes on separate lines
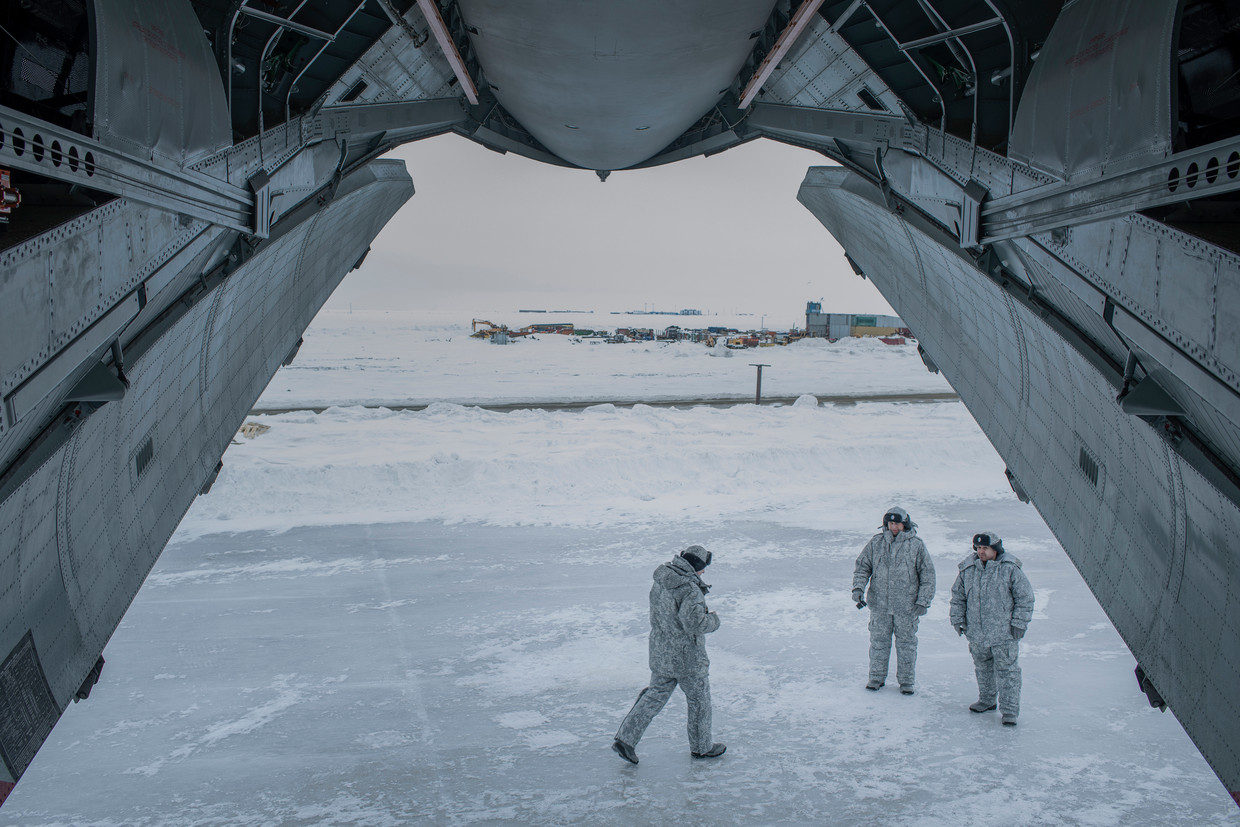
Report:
851,506,936,694
949,530,1035,726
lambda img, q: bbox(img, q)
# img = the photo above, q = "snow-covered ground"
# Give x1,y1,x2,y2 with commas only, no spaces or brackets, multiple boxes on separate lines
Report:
255,310,951,409
3,310,1238,826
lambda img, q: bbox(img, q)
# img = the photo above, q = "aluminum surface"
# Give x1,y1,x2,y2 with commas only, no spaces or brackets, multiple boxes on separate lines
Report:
0,159,412,789
799,165,1240,799
0,105,255,232
456,0,776,170
91,0,232,168
1008,0,1179,181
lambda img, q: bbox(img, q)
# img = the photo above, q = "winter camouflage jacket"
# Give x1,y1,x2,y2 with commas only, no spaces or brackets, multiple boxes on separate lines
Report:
949,551,1035,647
648,555,720,676
852,527,936,614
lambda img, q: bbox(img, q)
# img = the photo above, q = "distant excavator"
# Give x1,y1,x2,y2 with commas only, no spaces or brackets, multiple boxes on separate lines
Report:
469,319,531,339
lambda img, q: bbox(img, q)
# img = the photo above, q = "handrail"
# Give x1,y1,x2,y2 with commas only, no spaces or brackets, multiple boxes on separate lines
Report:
256,0,311,141
911,0,979,145
861,3,947,133
285,0,371,122
978,0,1016,141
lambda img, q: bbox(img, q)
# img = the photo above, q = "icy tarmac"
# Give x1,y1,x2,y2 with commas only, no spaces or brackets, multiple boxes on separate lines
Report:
4,515,1236,825
3,312,1238,824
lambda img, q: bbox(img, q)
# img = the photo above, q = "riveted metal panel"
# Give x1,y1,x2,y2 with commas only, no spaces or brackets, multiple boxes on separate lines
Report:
1016,223,1240,517
1,200,204,395
0,247,52,396
0,224,226,492
91,0,231,167
1039,215,1240,399
1006,241,1123,362
882,151,965,233
9,294,140,425
1217,256,1240,384
764,16,901,115
0,159,412,787
799,164,1240,795
1009,0,1178,180
919,128,1060,200
321,2,456,107
1150,235,1218,358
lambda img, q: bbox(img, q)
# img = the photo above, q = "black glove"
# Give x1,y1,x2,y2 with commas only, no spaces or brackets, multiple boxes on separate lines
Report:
852,589,866,609
1011,626,1026,640
954,624,966,636
915,605,928,617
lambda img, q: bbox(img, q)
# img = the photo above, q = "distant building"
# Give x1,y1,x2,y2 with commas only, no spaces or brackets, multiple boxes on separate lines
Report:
805,302,905,339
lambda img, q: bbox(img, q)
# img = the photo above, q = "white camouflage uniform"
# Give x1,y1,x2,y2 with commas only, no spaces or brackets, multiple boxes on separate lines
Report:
949,549,1035,718
852,522,936,688
616,554,720,753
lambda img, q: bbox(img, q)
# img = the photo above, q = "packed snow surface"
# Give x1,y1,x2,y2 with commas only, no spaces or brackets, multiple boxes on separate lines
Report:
3,310,1237,826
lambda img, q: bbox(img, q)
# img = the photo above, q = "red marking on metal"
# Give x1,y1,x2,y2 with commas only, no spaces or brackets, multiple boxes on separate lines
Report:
130,20,185,62
739,0,828,109
1231,790,1240,808
0,781,14,808
149,86,182,108
1063,26,1129,69
1069,97,1105,120
416,0,479,105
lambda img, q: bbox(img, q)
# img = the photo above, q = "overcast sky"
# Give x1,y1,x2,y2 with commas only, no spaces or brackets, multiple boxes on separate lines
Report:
325,134,895,324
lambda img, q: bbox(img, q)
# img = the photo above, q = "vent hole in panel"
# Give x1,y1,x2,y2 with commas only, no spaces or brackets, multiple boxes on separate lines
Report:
134,437,154,480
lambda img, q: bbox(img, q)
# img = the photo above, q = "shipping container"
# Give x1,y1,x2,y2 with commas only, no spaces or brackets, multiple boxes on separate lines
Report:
525,323,574,333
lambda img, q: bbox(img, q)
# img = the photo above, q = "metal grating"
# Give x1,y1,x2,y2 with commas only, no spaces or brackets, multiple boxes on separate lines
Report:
133,436,154,480
0,631,58,781
1078,445,1100,488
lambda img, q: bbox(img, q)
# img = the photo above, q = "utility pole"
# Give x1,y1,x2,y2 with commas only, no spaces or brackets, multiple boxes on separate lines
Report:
750,363,770,405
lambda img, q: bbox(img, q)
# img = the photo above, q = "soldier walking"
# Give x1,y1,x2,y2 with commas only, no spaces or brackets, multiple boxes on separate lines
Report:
613,545,726,764
852,506,936,694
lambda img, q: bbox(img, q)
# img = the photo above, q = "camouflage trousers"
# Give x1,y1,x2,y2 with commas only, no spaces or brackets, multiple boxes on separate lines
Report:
969,640,1022,717
869,611,921,687
615,671,713,754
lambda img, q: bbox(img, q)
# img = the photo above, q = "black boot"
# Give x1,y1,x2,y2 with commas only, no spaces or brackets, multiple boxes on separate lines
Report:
691,743,727,759
612,739,638,764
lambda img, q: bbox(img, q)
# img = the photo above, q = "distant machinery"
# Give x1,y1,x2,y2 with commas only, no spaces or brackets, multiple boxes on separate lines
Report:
805,306,907,339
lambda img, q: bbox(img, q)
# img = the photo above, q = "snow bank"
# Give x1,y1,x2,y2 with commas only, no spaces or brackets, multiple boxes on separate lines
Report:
178,399,1007,539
